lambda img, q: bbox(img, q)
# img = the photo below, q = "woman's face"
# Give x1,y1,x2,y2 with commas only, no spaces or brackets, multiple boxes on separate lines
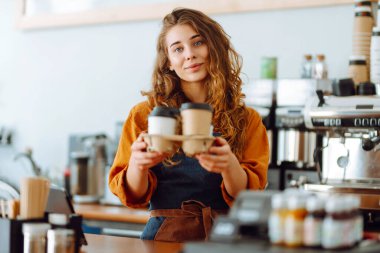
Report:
166,24,209,85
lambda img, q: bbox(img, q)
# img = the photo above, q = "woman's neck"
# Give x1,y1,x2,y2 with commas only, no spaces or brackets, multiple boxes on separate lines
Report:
181,81,207,103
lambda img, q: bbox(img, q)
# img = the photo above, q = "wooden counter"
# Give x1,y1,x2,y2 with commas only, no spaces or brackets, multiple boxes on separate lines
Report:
73,204,150,237
81,233,183,253
73,203,150,224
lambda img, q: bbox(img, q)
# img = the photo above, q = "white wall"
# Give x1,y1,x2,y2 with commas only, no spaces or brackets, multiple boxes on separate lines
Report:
0,1,353,173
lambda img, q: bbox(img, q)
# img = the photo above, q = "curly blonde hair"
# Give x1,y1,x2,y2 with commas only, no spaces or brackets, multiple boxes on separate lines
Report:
142,8,248,159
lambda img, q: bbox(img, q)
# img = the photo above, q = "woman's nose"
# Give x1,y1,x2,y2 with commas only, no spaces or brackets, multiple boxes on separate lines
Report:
185,48,196,60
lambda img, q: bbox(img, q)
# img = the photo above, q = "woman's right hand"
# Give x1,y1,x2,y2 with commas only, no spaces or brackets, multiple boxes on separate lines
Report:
129,134,167,171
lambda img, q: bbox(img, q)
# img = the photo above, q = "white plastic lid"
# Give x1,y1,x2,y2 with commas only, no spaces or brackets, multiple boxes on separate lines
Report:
325,197,346,213
344,195,361,209
271,193,286,209
306,197,325,211
287,195,306,210
349,55,367,61
49,213,69,226
23,223,51,235
373,27,380,33
355,6,372,13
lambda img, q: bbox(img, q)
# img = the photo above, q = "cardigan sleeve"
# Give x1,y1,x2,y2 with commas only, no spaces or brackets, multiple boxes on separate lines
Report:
220,108,269,206
108,101,157,208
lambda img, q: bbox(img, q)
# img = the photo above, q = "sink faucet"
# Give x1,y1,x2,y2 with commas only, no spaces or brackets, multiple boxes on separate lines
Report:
14,148,41,176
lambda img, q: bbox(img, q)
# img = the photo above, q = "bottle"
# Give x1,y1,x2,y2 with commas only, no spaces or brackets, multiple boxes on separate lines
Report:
268,193,287,245
322,197,351,249
312,54,328,79
23,223,51,253
303,197,325,247
284,195,307,247
346,196,363,244
301,54,313,78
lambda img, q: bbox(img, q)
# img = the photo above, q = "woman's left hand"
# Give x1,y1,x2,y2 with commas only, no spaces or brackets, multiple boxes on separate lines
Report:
195,137,240,174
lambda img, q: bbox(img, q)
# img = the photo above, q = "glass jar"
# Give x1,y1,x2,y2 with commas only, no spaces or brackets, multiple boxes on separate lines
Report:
23,223,51,253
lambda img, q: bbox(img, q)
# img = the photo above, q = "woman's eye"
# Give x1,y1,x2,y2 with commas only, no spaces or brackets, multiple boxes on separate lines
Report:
174,47,183,53
194,40,203,46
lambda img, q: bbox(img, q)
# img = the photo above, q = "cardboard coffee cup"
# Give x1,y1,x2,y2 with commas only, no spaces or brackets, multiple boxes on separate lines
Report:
147,106,179,152
180,103,213,136
180,103,213,156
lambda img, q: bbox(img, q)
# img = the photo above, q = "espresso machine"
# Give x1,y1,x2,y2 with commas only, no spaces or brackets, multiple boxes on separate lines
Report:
276,79,331,188
304,93,380,229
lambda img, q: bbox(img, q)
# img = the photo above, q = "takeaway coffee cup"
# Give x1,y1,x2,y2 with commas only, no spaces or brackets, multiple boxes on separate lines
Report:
148,106,179,135
180,103,213,136
146,106,179,153
180,103,213,156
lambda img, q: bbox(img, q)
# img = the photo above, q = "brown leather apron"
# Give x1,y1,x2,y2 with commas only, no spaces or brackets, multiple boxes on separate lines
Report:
150,200,223,242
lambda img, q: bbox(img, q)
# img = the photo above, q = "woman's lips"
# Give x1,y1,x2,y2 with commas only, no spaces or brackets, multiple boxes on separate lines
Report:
185,63,203,71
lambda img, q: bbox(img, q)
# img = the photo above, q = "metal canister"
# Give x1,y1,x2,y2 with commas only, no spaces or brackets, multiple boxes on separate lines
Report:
47,229,75,253
23,223,51,253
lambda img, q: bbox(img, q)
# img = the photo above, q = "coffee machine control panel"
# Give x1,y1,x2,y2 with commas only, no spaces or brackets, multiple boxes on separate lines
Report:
305,95,380,129
275,107,305,128
311,117,380,128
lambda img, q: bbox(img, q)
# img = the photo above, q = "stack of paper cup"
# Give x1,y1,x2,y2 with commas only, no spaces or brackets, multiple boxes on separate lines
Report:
353,6,374,73
354,0,378,26
371,26,380,84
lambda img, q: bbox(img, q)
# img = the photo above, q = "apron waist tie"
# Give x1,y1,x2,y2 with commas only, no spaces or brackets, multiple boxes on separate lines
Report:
150,200,222,240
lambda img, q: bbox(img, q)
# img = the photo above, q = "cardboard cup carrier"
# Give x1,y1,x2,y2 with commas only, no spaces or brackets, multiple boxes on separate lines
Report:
145,103,214,156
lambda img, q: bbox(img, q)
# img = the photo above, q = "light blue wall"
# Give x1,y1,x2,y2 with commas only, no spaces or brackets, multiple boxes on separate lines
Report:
0,1,353,172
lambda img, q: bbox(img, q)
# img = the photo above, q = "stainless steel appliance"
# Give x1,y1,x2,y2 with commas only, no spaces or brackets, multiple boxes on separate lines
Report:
276,107,317,168
274,79,332,189
68,134,110,203
304,93,380,211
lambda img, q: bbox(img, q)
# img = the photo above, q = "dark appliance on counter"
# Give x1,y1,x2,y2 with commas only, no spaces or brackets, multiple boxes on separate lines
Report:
274,79,331,189
304,93,380,231
68,134,111,203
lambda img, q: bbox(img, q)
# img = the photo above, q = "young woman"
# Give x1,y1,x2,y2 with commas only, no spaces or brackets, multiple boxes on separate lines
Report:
109,8,269,242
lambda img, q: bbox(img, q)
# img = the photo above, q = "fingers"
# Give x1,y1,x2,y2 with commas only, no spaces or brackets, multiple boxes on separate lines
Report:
196,152,230,173
131,140,147,151
213,137,228,146
130,132,167,170
131,152,166,170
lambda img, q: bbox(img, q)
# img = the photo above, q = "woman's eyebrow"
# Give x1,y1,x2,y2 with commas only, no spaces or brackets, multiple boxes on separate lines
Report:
169,34,201,48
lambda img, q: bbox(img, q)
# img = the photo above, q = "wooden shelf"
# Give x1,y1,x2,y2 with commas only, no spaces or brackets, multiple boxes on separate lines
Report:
17,0,365,30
